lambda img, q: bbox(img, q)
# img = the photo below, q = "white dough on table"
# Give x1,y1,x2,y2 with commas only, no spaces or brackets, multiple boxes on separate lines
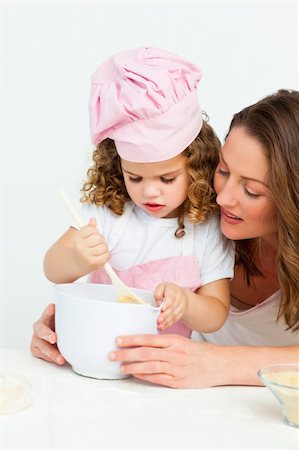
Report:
0,372,32,414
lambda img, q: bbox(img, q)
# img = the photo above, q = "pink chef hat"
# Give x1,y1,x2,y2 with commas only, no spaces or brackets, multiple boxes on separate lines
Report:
89,46,203,163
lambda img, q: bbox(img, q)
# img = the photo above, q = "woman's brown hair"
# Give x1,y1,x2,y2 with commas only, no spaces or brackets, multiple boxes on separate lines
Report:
228,89,299,331
81,119,221,238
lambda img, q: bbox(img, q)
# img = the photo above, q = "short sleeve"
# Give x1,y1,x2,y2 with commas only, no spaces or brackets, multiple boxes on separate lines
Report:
195,215,235,286
66,202,111,242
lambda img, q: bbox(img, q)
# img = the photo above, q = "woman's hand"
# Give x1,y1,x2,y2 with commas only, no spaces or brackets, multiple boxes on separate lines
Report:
108,334,231,388
30,303,65,365
155,283,188,331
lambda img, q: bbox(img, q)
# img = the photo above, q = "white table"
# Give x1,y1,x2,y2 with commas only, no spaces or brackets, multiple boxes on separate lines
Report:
0,349,298,450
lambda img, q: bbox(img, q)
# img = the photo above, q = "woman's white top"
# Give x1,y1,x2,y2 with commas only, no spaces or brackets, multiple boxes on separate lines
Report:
193,291,298,346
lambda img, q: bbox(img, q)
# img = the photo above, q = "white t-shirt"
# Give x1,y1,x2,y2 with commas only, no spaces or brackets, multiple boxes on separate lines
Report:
79,202,234,287
193,291,299,346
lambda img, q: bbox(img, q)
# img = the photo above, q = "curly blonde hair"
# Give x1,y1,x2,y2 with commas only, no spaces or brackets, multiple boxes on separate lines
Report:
81,119,221,238
229,89,299,331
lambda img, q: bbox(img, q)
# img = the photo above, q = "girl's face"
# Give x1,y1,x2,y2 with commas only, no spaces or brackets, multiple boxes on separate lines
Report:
121,153,189,218
214,127,278,242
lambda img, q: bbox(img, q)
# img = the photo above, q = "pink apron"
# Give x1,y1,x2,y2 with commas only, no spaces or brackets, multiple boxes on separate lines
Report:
90,205,201,337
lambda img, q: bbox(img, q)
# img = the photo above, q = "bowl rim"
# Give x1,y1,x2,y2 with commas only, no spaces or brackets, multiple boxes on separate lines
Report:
54,282,161,311
258,363,299,390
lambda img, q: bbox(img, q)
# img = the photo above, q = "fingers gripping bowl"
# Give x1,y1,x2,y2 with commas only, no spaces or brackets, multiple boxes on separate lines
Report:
54,283,159,379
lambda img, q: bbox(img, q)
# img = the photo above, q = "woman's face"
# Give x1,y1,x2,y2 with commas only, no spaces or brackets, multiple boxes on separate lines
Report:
214,127,278,242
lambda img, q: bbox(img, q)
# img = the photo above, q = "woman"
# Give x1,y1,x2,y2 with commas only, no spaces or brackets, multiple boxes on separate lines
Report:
30,89,299,387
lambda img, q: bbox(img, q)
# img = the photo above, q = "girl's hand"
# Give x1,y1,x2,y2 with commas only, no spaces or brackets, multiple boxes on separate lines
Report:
30,304,65,366
155,282,188,331
73,217,110,273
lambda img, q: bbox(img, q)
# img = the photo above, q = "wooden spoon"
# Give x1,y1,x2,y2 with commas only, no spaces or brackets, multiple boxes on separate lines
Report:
59,190,147,305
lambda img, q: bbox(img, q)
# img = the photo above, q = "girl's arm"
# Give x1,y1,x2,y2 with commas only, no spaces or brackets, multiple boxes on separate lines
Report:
108,333,299,388
43,218,110,283
156,279,230,333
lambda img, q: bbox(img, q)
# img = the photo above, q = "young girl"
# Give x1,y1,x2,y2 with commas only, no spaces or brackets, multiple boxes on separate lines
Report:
44,47,234,336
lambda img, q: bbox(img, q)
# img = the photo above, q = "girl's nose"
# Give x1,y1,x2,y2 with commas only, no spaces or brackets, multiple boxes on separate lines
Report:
142,183,161,198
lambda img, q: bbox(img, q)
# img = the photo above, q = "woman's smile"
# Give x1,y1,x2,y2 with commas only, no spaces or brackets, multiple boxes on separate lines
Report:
220,208,243,224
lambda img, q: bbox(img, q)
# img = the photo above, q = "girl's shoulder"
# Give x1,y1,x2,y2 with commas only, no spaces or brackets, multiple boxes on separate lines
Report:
80,201,137,232
193,213,221,235
193,213,234,255
79,202,125,228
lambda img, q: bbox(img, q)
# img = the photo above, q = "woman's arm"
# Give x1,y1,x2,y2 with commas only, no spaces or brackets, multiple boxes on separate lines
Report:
31,306,298,386
108,333,299,388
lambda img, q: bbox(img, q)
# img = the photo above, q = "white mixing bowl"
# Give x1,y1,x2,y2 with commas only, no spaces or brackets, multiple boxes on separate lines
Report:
54,283,159,380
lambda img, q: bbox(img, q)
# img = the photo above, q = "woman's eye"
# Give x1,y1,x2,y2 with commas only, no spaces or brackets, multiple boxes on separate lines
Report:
161,177,175,184
216,168,229,177
244,188,260,199
129,177,142,183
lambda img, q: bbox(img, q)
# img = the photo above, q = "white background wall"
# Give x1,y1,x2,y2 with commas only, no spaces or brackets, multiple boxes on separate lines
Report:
1,1,298,350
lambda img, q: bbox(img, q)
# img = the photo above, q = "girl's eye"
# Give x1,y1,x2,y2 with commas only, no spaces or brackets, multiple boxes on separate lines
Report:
161,177,175,184
129,177,142,183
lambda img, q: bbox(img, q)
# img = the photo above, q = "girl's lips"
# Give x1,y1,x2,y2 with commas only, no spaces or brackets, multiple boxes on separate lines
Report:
144,203,164,212
221,208,243,224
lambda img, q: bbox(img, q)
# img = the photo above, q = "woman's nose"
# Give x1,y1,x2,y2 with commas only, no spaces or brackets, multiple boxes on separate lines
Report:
216,180,238,208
